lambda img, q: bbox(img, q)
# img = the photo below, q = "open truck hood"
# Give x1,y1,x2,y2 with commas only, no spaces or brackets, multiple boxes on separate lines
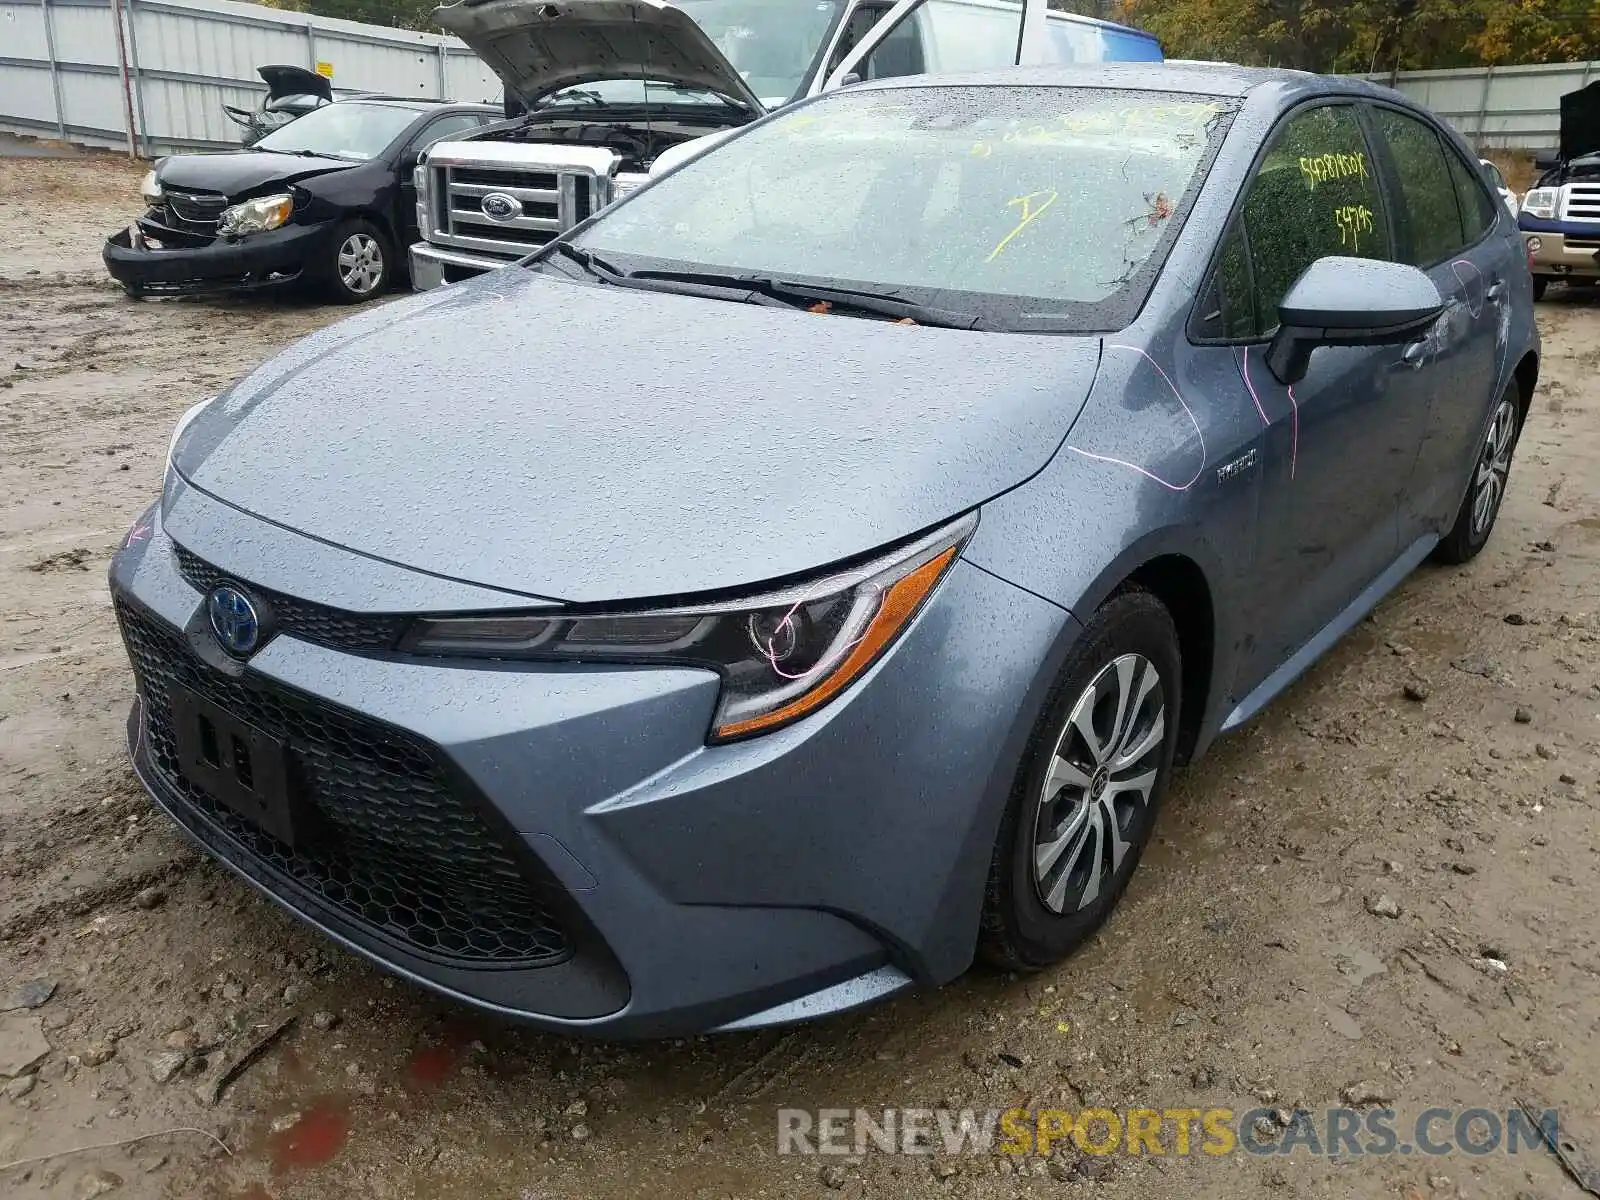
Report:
258,64,333,103
1561,80,1600,164
436,0,766,114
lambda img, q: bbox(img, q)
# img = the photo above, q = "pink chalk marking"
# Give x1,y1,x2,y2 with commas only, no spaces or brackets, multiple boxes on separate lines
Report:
1063,343,1206,492
758,585,882,681
1242,346,1297,481
1451,259,1484,320
1240,345,1270,427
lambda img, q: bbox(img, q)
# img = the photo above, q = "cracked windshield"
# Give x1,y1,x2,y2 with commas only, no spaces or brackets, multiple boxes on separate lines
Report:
577,86,1228,318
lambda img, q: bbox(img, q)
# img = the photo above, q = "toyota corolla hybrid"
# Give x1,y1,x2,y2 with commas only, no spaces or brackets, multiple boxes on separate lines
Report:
111,64,1538,1037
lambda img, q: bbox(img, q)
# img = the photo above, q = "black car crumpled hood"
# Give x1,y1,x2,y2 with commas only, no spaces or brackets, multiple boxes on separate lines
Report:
156,151,354,199
173,272,1102,604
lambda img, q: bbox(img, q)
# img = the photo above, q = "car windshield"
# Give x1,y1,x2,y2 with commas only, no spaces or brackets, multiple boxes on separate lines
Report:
675,0,846,106
254,102,418,161
570,85,1231,331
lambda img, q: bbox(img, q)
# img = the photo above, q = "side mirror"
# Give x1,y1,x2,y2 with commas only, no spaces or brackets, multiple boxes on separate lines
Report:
1266,257,1445,386
839,72,863,87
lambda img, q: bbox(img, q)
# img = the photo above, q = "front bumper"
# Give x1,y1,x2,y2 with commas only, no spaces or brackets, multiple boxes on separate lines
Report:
409,240,519,291
1520,226,1600,278
110,489,1075,1036
103,219,336,295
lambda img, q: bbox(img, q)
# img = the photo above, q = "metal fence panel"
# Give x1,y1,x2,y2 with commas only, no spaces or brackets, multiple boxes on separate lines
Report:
0,0,501,155
11,0,1593,158
1371,60,1600,151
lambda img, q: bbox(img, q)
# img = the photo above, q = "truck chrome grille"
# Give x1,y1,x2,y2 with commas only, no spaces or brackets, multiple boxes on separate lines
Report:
420,142,621,265
1563,183,1600,222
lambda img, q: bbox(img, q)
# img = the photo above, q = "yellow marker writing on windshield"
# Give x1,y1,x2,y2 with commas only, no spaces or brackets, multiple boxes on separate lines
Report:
987,190,1059,263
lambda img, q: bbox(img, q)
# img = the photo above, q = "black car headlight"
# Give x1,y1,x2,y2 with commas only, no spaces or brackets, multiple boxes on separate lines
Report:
404,514,975,742
218,193,294,237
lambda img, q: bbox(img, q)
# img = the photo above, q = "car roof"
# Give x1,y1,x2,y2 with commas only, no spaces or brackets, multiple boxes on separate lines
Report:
850,61,1393,103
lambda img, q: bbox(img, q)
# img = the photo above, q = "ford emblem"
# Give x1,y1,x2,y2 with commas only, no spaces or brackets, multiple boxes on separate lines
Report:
207,585,261,656
481,192,521,222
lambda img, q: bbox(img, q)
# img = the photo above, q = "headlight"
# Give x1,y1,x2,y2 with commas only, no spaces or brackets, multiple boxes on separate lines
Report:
1522,187,1559,220
217,193,294,237
405,514,976,742
140,169,163,207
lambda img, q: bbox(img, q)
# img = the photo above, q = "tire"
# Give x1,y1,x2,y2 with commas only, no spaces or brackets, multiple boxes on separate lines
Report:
322,218,391,304
1531,276,1549,302
120,283,145,300
978,588,1182,971
1432,385,1522,565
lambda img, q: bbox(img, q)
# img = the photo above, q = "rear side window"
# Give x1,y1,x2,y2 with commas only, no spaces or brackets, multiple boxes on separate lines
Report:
1369,107,1465,266
1239,104,1391,334
1447,150,1501,242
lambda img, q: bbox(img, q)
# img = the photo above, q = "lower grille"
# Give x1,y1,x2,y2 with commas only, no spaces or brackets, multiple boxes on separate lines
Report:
172,543,407,655
117,597,572,968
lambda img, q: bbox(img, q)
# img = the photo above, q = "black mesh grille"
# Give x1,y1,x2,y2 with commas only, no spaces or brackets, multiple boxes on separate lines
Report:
172,543,407,654
117,598,572,967
162,190,226,235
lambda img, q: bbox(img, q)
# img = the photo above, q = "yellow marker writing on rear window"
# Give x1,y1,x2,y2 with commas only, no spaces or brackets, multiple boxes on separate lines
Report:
987,190,1058,263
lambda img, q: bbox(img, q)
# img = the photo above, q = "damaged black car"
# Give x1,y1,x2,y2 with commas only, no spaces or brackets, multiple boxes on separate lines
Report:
103,98,499,303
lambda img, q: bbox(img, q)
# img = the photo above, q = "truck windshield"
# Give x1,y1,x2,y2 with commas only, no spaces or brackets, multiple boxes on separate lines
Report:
254,101,418,161
676,0,846,105
571,85,1231,331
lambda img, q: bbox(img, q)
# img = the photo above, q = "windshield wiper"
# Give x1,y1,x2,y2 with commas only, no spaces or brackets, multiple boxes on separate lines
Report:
541,243,790,306
628,269,990,330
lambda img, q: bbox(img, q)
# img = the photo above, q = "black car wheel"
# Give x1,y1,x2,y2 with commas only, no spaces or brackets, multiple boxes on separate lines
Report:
323,219,391,304
1433,384,1522,565
979,588,1181,971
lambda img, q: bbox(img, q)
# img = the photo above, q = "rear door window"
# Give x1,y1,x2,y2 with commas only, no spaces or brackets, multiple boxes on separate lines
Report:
1450,151,1503,242
1369,106,1466,267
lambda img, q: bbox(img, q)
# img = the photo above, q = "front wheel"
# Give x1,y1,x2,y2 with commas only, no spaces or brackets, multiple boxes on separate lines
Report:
323,219,391,304
1433,386,1521,565
978,589,1181,971
1531,276,1550,301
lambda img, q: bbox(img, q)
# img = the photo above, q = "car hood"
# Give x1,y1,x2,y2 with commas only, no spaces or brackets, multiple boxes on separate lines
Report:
259,64,333,103
1561,80,1600,163
259,64,333,102
156,151,355,198
173,273,1102,604
435,0,765,115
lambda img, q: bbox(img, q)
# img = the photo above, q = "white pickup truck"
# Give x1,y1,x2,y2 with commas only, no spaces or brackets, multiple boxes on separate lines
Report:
409,0,1163,289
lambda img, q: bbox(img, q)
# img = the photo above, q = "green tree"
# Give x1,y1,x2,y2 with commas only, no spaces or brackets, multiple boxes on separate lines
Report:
1116,0,1599,70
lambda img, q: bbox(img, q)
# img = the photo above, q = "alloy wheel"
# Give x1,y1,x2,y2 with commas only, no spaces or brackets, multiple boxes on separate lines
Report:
1031,654,1166,915
338,233,384,296
1472,397,1517,537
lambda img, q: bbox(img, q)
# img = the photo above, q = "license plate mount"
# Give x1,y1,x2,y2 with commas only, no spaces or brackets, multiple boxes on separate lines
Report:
169,684,298,846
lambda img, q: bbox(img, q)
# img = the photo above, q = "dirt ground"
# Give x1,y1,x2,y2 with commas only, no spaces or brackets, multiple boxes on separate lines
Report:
2,150,1599,1200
